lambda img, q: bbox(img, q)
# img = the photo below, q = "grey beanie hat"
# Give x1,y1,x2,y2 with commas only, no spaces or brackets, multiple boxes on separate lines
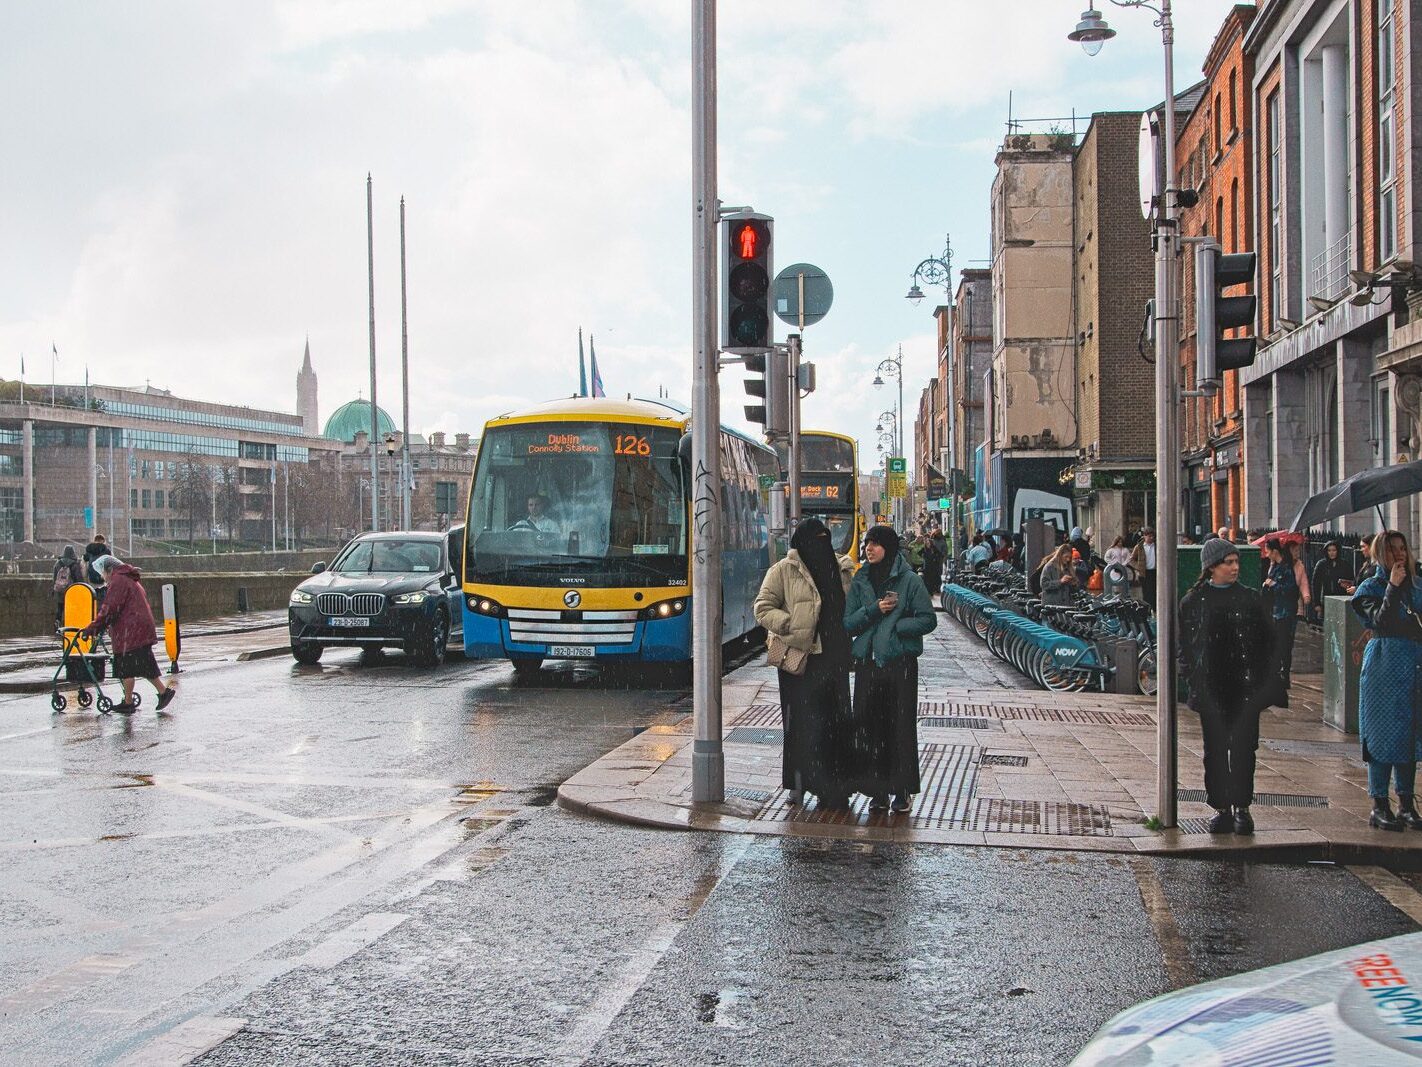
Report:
1200,536,1235,574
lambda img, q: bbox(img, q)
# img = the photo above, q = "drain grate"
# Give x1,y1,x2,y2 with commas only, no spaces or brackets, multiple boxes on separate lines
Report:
725,786,773,802
920,716,997,730
725,727,784,746
735,704,782,728
1174,816,1217,835
922,702,1154,727
970,799,1113,836
1177,787,1328,808
979,753,1029,768
754,744,978,828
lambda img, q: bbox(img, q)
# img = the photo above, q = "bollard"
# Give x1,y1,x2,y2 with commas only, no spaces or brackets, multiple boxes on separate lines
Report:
1108,637,1140,695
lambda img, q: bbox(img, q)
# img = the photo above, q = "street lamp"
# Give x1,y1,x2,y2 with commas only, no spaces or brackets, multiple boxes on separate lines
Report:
873,348,905,527
1068,0,1181,829
384,434,398,531
906,234,959,557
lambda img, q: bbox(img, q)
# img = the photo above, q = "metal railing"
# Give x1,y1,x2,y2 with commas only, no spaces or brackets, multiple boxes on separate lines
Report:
1310,232,1351,302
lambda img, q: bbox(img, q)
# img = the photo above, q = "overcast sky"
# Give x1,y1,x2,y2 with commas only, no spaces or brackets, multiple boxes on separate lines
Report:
3,0,1246,469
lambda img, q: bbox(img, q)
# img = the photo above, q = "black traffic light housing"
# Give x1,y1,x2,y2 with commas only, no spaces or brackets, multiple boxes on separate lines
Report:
721,210,773,354
743,347,789,436
1195,244,1257,382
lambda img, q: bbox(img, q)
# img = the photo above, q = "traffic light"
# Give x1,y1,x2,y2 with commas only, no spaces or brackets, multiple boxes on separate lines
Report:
721,211,773,354
1195,244,1257,381
744,347,789,436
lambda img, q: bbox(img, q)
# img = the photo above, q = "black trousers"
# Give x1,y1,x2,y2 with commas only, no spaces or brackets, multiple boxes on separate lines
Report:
1273,615,1298,688
1198,709,1260,810
1140,570,1156,610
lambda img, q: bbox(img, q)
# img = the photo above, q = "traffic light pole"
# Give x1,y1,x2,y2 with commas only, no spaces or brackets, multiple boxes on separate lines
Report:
690,0,724,804
1152,1,1181,831
787,333,802,524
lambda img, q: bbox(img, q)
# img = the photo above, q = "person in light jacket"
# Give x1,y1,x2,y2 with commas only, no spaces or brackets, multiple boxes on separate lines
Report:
1350,530,1422,832
1179,538,1279,835
754,519,856,810
1038,543,1079,608
844,526,937,814
80,556,177,714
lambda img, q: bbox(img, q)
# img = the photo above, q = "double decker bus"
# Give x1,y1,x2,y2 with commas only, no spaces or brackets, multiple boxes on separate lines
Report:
460,396,778,674
797,430,863,561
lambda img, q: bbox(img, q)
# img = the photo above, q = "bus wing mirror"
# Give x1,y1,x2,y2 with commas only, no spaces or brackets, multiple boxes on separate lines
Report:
677,432,692,480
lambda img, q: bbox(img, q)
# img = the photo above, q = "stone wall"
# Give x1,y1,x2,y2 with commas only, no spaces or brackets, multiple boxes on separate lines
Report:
10,548,332,576
0,572,299,639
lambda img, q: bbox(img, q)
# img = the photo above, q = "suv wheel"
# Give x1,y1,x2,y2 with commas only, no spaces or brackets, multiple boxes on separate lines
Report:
412,610,448,668
292,642,323,665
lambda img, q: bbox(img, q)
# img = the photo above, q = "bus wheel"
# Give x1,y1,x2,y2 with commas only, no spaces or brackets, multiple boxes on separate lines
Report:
511,656,543,678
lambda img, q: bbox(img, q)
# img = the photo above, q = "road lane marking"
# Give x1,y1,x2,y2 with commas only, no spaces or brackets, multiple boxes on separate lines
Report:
298,912,409,970
1128,856,1198,990
0,951,147,1013
558,836,752,1065
114,1015,247,1066
1349,865,1422,925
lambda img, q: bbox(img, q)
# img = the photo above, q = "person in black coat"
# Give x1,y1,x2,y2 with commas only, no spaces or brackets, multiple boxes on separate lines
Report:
1179,537,1279,835
1310,540,1356,622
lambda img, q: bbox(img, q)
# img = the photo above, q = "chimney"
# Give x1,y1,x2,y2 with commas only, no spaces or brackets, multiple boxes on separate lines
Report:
431,431,446,449
353,430,369,451
455,433,470,450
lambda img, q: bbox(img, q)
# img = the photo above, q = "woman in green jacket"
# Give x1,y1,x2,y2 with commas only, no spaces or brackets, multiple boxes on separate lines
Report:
844,525,938,813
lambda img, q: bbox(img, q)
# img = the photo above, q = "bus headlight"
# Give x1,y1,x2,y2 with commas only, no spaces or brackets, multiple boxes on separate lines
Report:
468,596,505,617
640,599,686,621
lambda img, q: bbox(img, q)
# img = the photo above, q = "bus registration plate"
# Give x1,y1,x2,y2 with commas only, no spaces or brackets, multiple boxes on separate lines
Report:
548,645,595,658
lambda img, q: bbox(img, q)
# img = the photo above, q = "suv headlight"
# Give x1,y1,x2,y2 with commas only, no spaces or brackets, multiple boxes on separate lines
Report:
640,598,687,621
393,591,428,605
290,590,314,605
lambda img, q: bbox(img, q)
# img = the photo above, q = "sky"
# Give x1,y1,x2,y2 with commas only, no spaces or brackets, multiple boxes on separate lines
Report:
2,0,1248,472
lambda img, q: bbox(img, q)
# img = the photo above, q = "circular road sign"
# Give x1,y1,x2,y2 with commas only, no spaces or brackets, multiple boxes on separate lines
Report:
773,263,834,328
1138,111,1159,220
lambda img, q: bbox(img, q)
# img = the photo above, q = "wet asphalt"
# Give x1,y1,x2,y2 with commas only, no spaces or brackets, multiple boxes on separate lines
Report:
0,645,1417,1065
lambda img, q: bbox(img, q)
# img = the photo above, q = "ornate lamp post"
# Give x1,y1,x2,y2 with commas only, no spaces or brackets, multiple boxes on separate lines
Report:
873,348,905,528
906,234,960,555
1068,0,1181,828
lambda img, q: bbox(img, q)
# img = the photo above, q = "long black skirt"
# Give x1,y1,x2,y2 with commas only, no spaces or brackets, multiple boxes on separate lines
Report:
777,652,853,799
851,657,921,797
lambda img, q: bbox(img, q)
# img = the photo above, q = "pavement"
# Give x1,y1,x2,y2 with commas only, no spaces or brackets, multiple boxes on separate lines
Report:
0,609,291,693
559,606,1419,864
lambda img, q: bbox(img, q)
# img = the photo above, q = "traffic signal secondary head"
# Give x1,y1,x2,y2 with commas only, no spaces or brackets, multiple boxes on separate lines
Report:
1195,246,1257,379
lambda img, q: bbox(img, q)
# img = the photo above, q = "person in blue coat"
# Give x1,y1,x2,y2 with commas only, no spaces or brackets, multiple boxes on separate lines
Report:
1350,530,1422,832
844,525,938,813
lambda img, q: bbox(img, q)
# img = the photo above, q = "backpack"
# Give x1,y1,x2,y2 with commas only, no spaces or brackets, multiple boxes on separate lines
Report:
53,561,77,594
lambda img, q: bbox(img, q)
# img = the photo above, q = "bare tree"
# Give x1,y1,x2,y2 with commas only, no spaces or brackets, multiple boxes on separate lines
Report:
213,460,242,545
172,447,212,545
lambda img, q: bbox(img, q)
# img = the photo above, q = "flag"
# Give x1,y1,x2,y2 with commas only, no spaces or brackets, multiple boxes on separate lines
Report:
578,328,588,397
590,335,605,398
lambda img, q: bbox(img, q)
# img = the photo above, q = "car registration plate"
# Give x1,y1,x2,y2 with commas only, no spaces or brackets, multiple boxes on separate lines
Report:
548,644,595,657
330,617,371,628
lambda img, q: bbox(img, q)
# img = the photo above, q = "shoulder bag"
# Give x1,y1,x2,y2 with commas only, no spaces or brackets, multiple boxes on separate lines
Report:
766,631,810,676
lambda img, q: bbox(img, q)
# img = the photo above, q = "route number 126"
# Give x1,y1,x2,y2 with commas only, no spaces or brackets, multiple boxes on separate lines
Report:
614,434,651,457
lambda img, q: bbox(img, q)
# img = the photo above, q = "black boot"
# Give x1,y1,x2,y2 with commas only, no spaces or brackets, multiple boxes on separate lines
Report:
1398,796,1422,830
1371,797,1406,832
1233,807,1254,835
1206,808,1233,834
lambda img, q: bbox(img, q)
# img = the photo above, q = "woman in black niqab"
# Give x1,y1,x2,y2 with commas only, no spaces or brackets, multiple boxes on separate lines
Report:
864,525,900,592
754,518,855,809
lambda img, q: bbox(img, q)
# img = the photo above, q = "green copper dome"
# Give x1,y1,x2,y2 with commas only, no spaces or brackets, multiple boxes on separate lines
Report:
323,399,396,442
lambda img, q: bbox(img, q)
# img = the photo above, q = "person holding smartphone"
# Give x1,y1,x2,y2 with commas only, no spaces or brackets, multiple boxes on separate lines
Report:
844,525,938,814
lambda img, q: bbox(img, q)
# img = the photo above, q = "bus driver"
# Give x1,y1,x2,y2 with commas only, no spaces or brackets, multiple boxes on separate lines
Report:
509,493,558,533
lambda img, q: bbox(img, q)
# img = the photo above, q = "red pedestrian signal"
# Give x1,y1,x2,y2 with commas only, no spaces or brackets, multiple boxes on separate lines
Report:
720,212,773,356
737,223,760,260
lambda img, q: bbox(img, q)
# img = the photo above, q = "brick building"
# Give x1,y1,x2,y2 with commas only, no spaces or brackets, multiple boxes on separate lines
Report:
1176,5,1256,540
1070,111,1161,544
1241,0,1406,537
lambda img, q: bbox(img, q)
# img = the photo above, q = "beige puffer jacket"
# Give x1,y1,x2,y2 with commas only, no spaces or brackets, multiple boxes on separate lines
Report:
753,550,855,654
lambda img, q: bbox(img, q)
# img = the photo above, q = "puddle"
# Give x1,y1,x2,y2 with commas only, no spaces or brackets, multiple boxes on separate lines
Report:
112,774,154,789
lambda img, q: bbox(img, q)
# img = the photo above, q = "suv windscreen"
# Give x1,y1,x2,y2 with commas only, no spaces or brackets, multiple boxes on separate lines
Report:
332,539,442,574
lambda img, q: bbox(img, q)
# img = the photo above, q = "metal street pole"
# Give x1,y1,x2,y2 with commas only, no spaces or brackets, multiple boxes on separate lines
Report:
690,0,724,804
366,173,379,534
399,196,412,531
1154,0,1181,830
788,333,802,523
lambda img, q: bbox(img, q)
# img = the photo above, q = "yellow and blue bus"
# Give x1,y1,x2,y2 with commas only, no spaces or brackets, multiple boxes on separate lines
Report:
798,430,863,561
460,397,778,674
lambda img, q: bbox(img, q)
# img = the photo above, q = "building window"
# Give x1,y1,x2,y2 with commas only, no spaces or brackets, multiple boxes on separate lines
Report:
154,490,164,509
1229,178,1239,253
1268,90,1282,326
1379,0,1398,261
1228,70,1238,134
1371,376,1393,465
1213,95,1222,153
142,490,152,509
130,489,138,508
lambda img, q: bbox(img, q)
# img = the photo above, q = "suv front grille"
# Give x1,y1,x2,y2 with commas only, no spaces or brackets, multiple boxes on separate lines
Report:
316,592,386,617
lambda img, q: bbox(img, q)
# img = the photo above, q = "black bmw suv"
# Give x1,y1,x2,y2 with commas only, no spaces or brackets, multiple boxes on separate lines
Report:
288,528,465,667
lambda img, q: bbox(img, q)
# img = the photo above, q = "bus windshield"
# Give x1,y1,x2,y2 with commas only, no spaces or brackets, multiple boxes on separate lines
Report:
466,421,686,585
803,511,856,555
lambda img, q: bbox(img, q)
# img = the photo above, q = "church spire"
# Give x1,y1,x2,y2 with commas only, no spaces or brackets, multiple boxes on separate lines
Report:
297,336,319,436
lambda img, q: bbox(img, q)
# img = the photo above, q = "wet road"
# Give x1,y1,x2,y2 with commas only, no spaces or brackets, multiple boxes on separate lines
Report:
0,648,1418,1065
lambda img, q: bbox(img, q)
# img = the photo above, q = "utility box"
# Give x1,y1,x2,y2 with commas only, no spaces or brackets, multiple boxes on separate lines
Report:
1322,594,1363,734
1024,517,1053,576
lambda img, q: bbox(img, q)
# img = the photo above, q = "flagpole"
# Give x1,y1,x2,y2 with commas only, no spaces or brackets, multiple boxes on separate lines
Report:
18,355,23,406
366,174,379,534
51,344,57,406
399,195,412,531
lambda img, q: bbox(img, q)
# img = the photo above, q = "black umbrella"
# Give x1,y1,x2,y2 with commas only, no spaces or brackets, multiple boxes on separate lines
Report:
1290,460,1422,531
